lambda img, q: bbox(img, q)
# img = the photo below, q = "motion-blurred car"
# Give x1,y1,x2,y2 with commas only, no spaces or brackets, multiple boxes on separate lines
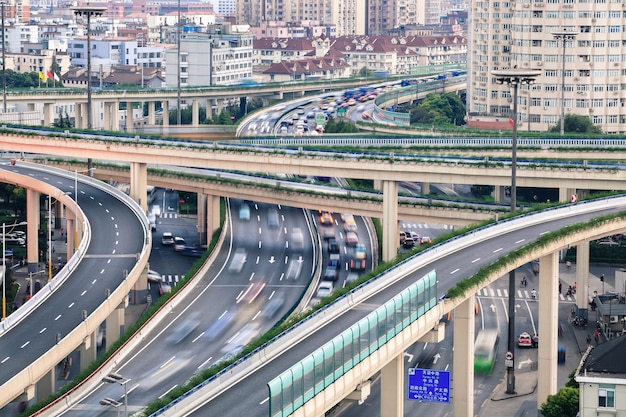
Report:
161,232,174,245
166,312,201,344
239,203,251,221
349,256,366,271
345,231,359,246
354,243,367,259
158,281,172,295
173,237,186,251
179,245,204,257
147,269,162,283
319,211,333,225
420,236,432,245
316,281,334,298
229,248,247,272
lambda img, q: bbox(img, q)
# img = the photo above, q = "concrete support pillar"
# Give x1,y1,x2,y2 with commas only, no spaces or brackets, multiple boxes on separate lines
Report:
373,179,382,191
74,102,83,129
576,240,590,319
66,215,76,258
537,251,559,409
42,103,55,126
129,162,148,212
103,102,110,131
35,368,55,401
197,193,208,246
494,186,504,203
381,180,399,262
380,353,403,417
126,102,134,133
25,189,40,272
559,187,576,203
111,102,120,131
148,101,156,125
105,304,125,351
79,332,97,371
207,194,220,239
215,99,223,114
421,182,430,195
192,99,199,126
162,101,169,127
453,295,474,417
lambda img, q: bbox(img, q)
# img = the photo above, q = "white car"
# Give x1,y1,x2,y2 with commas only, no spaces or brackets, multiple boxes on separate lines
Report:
316,281,334,298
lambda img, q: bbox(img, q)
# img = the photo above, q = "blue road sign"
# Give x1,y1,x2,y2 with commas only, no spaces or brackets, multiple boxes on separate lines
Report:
408,368,450,403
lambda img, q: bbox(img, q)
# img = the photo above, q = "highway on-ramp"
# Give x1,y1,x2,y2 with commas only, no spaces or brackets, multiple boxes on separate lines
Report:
0,161,149,408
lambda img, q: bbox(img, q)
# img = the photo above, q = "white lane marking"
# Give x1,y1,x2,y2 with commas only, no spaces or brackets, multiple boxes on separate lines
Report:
39,328,47,334
92,279,97,285
100,269,105,274
55,315,61,321
107,259,111,264
20,341,30,348
159,385,178,399
198,357,213,369
1,357,9,363
260,397,269,405
471,258,480,263
68,302,74,308
493,248,503,253
451,268,460,274
80,290,86,296
192,332,204,343
160,356,176,369
515,239,525,244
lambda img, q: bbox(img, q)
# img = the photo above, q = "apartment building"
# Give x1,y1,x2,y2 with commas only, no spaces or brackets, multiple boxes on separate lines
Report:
236,0,365,36
163,23,253,87
468,0,626,134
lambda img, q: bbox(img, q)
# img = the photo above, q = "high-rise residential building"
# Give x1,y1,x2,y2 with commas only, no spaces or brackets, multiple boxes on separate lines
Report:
237,0,365,36
468,0,626,134
367,0,428,36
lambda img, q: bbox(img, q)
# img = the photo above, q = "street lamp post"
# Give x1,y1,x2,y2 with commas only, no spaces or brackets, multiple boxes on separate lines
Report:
71,5,106,130
1,223,5,320
552,30,576,136
100,397,122,417
1,0,6,113
102,373,129,417
492,69,541,211
492,68,540,396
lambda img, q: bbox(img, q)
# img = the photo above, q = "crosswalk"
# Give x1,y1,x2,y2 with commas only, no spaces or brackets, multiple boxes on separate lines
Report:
399,222,454,231
159,213,178,219
476,286,577,302
161,274,185,284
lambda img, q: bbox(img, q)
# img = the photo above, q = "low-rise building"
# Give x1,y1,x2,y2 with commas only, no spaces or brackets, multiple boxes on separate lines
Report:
576,335,626,417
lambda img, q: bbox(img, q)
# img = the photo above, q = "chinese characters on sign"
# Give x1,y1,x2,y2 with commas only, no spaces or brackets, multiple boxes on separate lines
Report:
407,368,450,403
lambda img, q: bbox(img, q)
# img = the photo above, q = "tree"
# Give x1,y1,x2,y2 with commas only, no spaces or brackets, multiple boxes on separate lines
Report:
324,116,358,133
540,387,579,417
410,93,466,126
549,114,602,134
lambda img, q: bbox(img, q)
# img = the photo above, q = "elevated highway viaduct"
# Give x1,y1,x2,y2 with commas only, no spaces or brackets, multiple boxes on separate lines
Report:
2,131,625,261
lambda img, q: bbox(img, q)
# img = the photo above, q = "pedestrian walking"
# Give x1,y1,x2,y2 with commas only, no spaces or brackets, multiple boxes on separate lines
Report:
586,334,592,345
559,281,562,294
531,288,537,299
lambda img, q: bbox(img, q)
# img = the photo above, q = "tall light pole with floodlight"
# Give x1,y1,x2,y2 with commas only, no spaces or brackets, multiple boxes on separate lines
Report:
71,5,106,130
492,68,540,397
102,373,129,417
492,69,541,212
552,30,576,136
1,0,6,113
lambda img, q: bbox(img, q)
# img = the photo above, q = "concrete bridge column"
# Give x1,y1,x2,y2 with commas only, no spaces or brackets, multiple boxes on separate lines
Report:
103,102,111,131
215,99,223,115
197,193,208,246
380,353,403,417
126,102,134,133
111,102,120,131
162,101,169,127
66,213,76,258
75,102,84,129
42,103,55,126
559,187,576,203
148,101,156,125
129,162,148,212
207,194,220,240
192,99,199,126
35,368,55,402
576,240,590,320
26,189,40,273
537,251,559,409
493,186,504,203
421,182,430,195
453,295,475,417
381,180,399,262
373,179,382,191
79,332,97,371
105,303,125,351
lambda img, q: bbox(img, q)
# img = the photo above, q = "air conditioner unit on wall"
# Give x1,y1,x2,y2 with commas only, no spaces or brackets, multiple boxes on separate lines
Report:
610,315,619,324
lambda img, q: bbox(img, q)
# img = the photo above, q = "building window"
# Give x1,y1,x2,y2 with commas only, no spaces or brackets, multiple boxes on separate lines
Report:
599,386,615,408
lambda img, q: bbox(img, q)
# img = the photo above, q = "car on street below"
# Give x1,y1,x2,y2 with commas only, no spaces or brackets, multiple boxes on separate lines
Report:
319,211,333,226
420,236,432,245
174,237,186,251
518,332,537,348
239,203,251,221
158,281,172,295
345,231,359,246
161,232,174,245
349,256,366,271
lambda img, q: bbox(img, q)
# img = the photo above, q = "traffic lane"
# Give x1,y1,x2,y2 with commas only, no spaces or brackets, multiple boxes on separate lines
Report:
62,202,314,415
194,205,622,416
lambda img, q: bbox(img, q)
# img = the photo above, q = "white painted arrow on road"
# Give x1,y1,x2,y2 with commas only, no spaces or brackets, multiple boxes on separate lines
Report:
518,358,533,369
269,256,276,263
404,352,414,362
433,353,441,364
490,304,496,312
